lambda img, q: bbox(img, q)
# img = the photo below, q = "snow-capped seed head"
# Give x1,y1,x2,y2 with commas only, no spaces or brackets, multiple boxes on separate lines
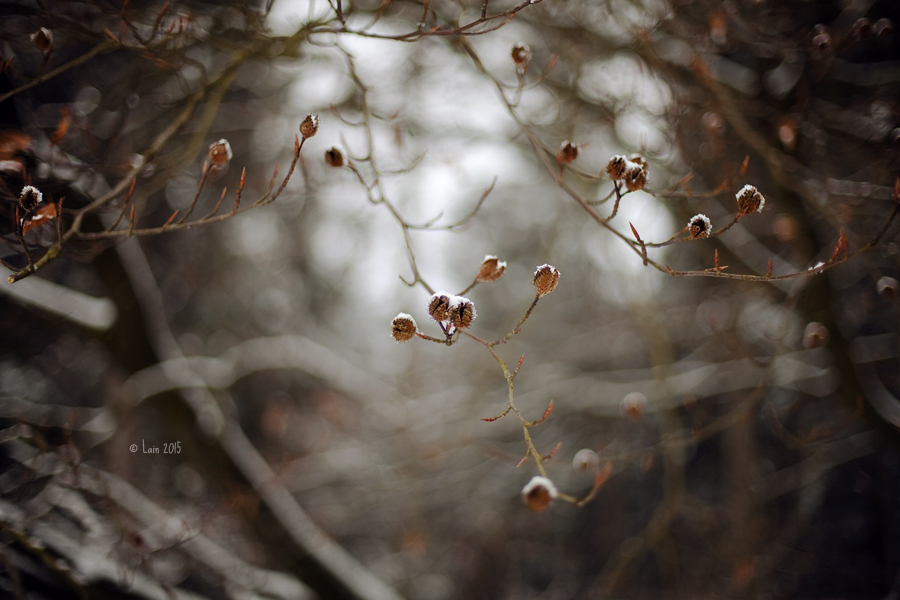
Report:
325,147,344,168
511,43,531,74
427,293,452,322
450,298,477,329
476,255,506,283
688,214,712,239
30,28,53,55
606,155,627,180
20,186,43,211
533,264,560,297
572,448,600,472
300,114,319,139
391,313,418,342
208,139,232,168
736,184,765,214
620,391,647,421
624,165,648,191
522,476,558,511
877,276,899,300
802,321,829,349
557,141,578,166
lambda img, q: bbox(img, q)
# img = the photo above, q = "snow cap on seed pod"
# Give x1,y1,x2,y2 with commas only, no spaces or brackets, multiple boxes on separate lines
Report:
688,214,712,239
522,476,558,511
533,264,560,297
476,255,507,283
391,313,417,342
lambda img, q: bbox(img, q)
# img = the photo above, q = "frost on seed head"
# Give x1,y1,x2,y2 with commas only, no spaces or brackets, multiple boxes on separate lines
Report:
533,264,560,297
736,184,765,214
688,214,712,239
522,476,558,511
476,255,507,283
391,313,417,342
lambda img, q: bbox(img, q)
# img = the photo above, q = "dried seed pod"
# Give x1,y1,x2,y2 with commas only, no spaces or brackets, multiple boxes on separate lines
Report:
624,165,648,191
208,139,232,168
620,391,647,421
853,18,873,39
874,18,894,38
556,140,578,166
688,214,712,239
19,185,43,212
522,476,558,512
476,255,506,283
533,264,560,297
877,276,899,300
427,293,451,322
325,147,344,167
802,322,829,349
572,448,600,472
300,114,319,139
391,313,418,342
736,184,765,214
449,298,476,329
511,43,531,74
606,155,627,180
30,27,53,56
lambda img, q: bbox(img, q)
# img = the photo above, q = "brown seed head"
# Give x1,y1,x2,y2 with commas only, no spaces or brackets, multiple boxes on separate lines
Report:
556,140,578,166
511,43,531,73
572,448,600,472
620,391,647,421
449,298,476,330
688,214,712,239
391,313,418,342
476,255,506,283
325,147,344,167
736,184,765,214
427,293,451,322
208,139,232,168
19,185,43,212
802,321,829,349
300,114,319,139
533,264,560,297
522,476,557,512
624,165,648,191
30,27,53,56
606,155,627,180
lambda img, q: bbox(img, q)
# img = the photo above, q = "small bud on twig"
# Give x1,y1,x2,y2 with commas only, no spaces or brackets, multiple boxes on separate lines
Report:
208,139,232,169
533,264,560,297
688,214,712,239
300,114,319,139
391,313,418,342
522,476,558,512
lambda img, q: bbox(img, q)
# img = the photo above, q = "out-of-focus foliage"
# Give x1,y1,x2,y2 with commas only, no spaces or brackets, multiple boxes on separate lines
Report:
1,0,900,599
